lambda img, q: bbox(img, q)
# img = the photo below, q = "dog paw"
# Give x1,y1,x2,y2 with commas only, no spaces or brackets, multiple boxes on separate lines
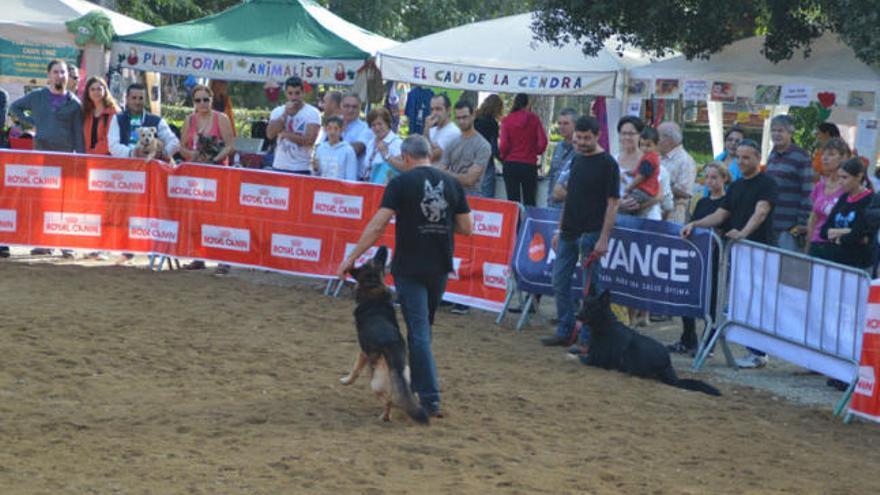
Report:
339,375,355,385
380,412,390,422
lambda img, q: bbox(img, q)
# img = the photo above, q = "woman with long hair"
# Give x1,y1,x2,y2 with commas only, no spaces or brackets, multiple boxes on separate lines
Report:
498,93,547,205
180,84,235,165
819,158,877,270
82,76,120,155
474,94,503,198
806,138,850,258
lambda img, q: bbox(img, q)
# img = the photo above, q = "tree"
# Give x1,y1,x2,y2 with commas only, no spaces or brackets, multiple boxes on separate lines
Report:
114,0,239,26
530,0,880,66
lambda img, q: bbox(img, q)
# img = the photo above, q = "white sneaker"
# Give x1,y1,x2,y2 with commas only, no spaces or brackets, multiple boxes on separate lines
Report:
735,354,768,369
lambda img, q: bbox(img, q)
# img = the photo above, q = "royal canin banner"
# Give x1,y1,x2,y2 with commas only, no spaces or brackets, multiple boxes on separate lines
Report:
850,281,880,424
0,151,519,312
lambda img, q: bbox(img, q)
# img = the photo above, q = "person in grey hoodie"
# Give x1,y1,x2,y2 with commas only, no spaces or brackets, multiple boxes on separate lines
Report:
9,59,84,153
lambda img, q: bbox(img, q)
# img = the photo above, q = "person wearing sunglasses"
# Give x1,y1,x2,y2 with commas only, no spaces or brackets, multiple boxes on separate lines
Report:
179,84,235,165
108,83,179,160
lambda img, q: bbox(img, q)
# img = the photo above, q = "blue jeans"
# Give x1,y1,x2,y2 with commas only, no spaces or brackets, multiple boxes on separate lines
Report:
553,232,602,343
480,160,496,198
394,273,447,410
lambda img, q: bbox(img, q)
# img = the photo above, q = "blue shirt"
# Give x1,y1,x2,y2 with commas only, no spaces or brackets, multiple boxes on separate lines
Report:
404,87,434,135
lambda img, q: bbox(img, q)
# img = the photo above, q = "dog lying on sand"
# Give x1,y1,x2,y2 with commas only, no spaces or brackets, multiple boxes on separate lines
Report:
577,290,721,396
340,247,429,424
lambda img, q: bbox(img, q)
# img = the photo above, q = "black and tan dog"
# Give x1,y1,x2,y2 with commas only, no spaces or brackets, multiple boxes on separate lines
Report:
577,290,721,396
340,247,429,424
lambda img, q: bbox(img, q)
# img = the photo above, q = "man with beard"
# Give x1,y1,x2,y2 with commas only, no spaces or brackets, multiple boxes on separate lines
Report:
9,59,84,153
540,116,620,348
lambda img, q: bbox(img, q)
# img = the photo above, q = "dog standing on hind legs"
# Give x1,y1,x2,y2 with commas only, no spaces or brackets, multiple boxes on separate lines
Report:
577,290,722,396
340,247,429,424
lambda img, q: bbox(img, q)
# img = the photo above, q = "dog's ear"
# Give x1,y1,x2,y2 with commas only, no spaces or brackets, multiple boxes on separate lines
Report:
374,246,388,266
599,289,611,305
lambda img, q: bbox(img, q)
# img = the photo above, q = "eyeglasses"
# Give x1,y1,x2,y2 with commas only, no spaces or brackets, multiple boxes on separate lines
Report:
194,97,211,103
128,96,144,100
619,131,639,136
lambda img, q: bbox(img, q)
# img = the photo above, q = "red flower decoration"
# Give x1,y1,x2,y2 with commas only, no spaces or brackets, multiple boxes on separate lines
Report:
817,92,835,109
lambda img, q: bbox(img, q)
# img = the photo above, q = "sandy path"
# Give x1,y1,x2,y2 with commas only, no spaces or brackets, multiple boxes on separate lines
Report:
0,262,878,494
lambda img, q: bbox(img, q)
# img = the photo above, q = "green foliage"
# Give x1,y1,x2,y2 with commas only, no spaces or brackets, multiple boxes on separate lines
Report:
115,0,239,27
531,0,880,65
790,103,824,153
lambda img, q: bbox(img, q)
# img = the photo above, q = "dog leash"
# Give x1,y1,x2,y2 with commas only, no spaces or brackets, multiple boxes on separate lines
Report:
568,251,602,346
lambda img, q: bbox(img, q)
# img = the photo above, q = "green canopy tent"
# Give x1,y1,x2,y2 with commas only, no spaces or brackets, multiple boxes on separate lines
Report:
111,0,396,85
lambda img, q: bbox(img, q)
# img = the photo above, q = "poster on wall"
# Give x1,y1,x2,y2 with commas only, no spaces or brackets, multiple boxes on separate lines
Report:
754,85,781,105
626,100,642,117
780,84,812,107
710,82,735,102
626,79,649,97
855,115,878,164
654,79,680,97
848,91,876,112
683,80,709,101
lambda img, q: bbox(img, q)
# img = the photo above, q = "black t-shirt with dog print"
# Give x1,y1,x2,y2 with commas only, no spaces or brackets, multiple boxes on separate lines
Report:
380,166,470,277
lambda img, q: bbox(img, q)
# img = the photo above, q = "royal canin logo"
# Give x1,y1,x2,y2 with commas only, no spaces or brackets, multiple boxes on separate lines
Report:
472,210,503,238
168,176,218,201
344,243,392,268
43,212,101,237
482,262,509,289
240,182,290,210
0,209,16,232
271,234,321,262
312,191,363,220
5,164,62,189
88,169,146,194
201,224,250,252
128,217,179,243
864,304,880,335
855,365,875,398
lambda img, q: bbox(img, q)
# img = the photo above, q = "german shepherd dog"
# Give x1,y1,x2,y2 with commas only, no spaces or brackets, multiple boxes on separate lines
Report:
577,290,721,396
340,247,429,424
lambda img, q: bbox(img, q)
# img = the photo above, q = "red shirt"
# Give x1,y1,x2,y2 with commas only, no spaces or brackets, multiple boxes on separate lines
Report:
629,151,660,197
499,109,547,165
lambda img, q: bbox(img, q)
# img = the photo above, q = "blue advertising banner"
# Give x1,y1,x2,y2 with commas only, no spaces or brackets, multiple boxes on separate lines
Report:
511,207,714,318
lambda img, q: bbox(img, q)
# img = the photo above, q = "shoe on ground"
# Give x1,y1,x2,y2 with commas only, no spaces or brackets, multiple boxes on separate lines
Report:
666,341,696,355
30,248,51,255
423,402,445,418
0,247,9,258
61,250,75,259
649,314,671,323
184,260,206,270
567,344,588,355
439,300,453,307
540,334,569,347
826,378,849,391
508,305,537,314
735,354,768,369
450,304,469,315
214,264,230,275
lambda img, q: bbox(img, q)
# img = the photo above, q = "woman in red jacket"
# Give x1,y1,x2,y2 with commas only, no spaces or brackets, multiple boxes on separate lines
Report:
82,76,119,155
499,93,548,206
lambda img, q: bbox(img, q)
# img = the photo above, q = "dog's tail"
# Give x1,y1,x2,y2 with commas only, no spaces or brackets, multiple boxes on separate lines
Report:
383,342,430,424
674,378,722,397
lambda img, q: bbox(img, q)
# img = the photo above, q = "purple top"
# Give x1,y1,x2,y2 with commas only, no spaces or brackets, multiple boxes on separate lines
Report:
49,92,67,112
809,177,842,243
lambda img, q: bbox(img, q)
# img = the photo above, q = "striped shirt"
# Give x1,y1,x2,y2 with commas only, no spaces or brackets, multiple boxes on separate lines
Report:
766,144,813,233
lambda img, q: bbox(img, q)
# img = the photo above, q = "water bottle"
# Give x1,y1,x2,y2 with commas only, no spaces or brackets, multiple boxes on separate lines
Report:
233,152,242,168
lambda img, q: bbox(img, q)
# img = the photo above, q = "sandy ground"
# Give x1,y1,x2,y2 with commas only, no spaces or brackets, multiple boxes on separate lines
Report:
1,255,879,494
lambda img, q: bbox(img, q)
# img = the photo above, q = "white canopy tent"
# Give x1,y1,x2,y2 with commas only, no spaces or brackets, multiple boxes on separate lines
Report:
630,34,880,163
378,13,659,98
1,0,151,100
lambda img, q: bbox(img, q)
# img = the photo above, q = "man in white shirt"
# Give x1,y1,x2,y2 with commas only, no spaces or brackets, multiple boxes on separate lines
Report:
267,76,321,174
423,93,460,162
658,122,696,224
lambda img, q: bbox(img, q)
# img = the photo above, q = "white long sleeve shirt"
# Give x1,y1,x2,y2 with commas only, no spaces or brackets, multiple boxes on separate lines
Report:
107,111,179,158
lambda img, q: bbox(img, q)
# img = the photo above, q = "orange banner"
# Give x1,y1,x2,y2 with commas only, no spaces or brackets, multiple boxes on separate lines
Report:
0,150,519,312
850,281,880,423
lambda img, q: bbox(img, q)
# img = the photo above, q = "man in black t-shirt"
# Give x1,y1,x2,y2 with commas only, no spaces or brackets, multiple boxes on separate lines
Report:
541,116,620,347
681,139,776,369
338,135,473,418
681,140,776,244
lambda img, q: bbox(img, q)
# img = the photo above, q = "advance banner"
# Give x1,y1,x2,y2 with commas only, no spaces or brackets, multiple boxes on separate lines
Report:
850,281,880,424
511,208,713,318
0,150,519,313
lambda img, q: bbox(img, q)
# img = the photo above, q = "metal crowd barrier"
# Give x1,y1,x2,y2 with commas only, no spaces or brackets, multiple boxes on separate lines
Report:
695,240,870,415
